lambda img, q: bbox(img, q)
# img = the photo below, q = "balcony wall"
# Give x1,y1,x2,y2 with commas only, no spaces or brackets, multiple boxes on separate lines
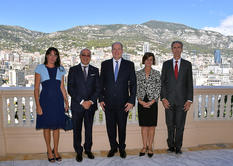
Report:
0,87,233,156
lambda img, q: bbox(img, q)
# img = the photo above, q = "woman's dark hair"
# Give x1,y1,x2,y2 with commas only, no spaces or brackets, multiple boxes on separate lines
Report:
43,47,61,68
142,52,155,65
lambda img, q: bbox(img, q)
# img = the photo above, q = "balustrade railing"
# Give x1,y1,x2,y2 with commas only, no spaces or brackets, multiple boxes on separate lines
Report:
1,86,233,127
193,86,233,120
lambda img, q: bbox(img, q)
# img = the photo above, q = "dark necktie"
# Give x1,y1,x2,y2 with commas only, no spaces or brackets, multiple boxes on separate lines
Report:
174,61,178,80
83,66,87,80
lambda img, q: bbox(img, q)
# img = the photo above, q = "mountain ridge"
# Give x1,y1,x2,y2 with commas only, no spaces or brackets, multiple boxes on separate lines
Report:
0,20,232,56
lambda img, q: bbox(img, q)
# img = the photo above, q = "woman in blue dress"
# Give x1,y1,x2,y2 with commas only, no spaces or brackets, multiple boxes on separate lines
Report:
34,47,69,162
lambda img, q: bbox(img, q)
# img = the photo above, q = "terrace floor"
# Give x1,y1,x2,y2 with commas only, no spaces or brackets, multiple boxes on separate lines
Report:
1,143,233,166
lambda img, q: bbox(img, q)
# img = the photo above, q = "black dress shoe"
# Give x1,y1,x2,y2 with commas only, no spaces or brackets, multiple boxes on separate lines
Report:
107,149,117,157
167,147,175,153
119,150,127,158
85,151,95,159
175,148,182,154
76,154,83,162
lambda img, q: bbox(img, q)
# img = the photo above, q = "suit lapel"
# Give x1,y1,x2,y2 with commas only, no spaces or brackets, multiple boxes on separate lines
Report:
109,59,115,82
86,65,93,81
168,59,176,81
77,64,86,82
177,59,184,81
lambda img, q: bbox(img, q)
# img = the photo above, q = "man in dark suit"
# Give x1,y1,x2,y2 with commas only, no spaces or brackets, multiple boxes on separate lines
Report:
99,42,137,158
68,48,100,162
160,41,193,154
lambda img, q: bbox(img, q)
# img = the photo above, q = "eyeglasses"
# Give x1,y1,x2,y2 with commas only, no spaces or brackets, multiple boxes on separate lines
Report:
81,54,91,57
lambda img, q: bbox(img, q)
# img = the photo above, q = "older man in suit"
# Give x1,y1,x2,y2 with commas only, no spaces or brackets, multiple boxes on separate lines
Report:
161,41,193,154
68,48,100,162
99,42,137,158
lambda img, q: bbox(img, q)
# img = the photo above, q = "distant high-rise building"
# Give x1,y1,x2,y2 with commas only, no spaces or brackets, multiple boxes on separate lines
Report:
122,53,130,60
9,70,16,86
214,50,221,64
16,70,25,86
9,70,25,86
143,42,150,54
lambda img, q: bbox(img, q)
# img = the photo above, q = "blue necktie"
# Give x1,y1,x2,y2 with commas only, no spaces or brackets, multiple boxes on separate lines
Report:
114,61,119,82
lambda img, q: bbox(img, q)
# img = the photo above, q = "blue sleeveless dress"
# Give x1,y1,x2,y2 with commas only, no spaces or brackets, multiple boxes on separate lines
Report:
36,66,66,129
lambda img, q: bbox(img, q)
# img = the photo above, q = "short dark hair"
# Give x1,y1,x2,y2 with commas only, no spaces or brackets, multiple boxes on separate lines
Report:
171,41,183,48
44,47,61,68
142,52,155,65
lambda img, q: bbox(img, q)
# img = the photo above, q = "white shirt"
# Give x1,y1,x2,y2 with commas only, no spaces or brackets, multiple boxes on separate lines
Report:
173,58,181,71
113,58,122,72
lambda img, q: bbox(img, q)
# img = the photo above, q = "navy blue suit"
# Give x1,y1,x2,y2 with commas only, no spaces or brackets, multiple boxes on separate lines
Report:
68,64,100,154
99,58,136,151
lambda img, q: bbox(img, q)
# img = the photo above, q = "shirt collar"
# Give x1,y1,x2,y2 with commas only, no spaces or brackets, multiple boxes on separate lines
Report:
113,58,122,63
173,58,181,63
81,63,89,68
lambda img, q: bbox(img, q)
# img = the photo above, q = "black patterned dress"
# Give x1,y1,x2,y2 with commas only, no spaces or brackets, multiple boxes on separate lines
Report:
136,68,161,126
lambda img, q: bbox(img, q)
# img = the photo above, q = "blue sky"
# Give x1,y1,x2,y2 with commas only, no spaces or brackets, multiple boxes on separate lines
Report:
0,0,233,35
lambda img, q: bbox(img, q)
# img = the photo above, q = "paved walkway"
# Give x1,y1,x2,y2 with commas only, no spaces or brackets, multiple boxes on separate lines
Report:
1,149,233,166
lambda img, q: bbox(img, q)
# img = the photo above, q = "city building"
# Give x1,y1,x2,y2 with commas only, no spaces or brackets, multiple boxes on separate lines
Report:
214,49,221,64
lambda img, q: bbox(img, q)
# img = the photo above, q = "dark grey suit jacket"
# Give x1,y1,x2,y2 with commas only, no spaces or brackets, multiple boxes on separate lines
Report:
160,58,193,106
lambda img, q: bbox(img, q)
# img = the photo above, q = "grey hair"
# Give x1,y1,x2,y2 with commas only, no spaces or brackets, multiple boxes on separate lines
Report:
112,42,123,50
80,48,91,55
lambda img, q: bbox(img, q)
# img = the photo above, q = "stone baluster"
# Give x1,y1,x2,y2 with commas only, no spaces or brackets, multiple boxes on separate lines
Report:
131,106,137,124
213,95,219,119
200,95,206,119
9,97,15,126
25,97,31,126
3,98,8,126
225,95,231,119
94,109,100,125
207,95,212,119
194,95,200,120
101,109,106,125
17,97,23,126
32,98,36,126
219,95,225,119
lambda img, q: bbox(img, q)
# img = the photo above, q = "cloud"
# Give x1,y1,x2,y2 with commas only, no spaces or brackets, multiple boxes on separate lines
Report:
203,15,233,36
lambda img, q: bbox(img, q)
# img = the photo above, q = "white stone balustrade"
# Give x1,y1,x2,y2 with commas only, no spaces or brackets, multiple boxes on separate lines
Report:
194,86,233,120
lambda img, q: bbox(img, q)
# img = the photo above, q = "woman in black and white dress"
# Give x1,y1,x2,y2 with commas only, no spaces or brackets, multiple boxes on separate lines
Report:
136,52,161,157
